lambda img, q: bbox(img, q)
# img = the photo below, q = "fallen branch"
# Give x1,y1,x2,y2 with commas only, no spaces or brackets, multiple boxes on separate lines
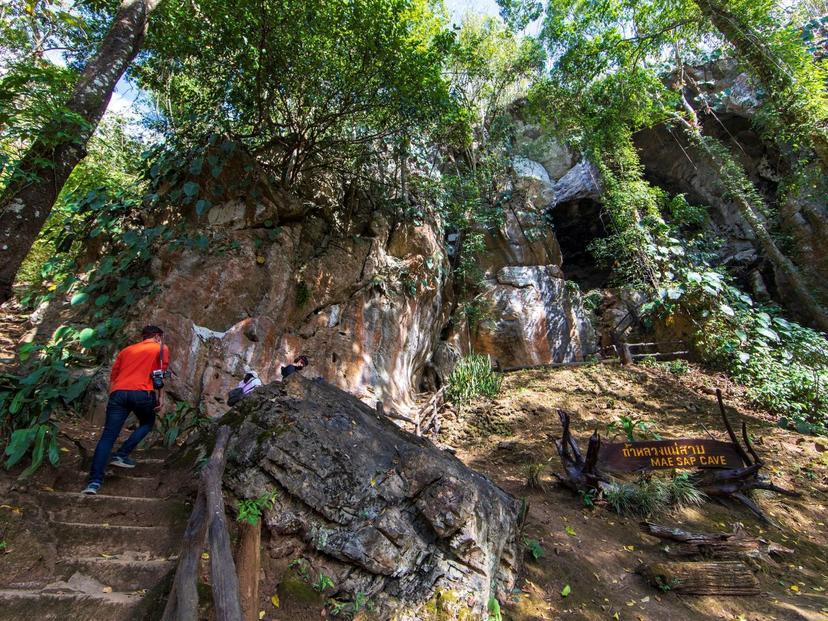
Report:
692,390,800,523
552,409,607,492
640,521,794,561
638,560,759,595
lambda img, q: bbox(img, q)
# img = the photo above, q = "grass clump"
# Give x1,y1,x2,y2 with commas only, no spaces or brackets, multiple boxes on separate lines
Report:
524,462,546,490
446,354,502,406
603,474,705,516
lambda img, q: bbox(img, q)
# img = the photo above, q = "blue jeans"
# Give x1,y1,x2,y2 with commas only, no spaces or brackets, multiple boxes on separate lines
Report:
88,390,157,485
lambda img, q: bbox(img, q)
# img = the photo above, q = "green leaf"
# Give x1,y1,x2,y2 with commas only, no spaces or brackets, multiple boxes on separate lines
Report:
19,425,48,478
195,199,212,216
78,328,97,348
47,430,60,466
19,366,49,385
720,304,735,317
755,327,779,342
8,390,27,415
561,584,571,597
70,292,89,306
4,427,37,468
94,294,110,307
63,377,91,403
182,181,200,197
189,157,204,175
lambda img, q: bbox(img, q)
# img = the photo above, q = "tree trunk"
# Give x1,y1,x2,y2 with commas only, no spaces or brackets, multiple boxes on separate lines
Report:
235,521,262,621
693,0,828,170
0,0,159,303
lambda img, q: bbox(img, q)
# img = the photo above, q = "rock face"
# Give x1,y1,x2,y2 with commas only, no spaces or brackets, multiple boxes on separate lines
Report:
635,59,828,310
474,266,596,368
551,161,602,206
130,201,450,418
465,157,599,367
223,376,522,619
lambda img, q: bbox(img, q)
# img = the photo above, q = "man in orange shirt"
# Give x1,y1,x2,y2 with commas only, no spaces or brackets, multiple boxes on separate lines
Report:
83,325,170,495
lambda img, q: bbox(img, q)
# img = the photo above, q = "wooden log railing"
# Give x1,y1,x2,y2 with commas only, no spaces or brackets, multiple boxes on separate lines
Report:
162,425,243,621
376,386,446,438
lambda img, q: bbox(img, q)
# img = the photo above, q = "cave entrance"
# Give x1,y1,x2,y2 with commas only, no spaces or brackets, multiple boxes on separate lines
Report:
550,199,612,290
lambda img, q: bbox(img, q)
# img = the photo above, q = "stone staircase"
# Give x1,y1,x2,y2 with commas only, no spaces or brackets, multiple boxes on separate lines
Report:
0,296,29,371
0,448,188,621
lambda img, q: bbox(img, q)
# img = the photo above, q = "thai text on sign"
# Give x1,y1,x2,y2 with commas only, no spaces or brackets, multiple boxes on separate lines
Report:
598,439,745,472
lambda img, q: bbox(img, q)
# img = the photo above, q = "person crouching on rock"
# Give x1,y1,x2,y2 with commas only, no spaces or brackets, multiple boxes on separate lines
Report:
82,325,169,495
238,370,263,394
281,355,308,379
227,370,262,407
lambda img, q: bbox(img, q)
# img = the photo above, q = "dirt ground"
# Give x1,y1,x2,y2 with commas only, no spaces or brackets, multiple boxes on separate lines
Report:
1,360,826,620
441,361,828,621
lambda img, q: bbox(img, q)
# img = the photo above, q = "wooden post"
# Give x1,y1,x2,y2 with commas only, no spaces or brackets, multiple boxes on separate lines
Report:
235,520,262,621
161,425,242,621
620,343,634,365
203,426,243,621
161,489,208,621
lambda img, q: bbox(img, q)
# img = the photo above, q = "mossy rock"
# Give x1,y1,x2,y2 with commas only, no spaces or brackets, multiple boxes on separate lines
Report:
277,572,323,606
415,589,475,621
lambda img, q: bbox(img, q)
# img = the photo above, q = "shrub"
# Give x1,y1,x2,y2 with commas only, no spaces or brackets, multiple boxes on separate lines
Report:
644,267,828,434
236,490,279,525
667,359,690,375
524,462,545,490
446,354,502,405
523,537,545,561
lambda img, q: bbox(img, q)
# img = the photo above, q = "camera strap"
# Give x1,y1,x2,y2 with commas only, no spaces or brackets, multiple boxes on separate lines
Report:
158,339,164,372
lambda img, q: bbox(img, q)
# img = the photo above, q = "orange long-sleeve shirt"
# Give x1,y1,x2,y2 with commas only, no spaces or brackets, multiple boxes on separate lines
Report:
110,338,170,393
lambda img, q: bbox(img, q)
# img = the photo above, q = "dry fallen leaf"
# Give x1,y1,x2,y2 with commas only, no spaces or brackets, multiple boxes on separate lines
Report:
258,611,265,620
102,586,112,593
271,594,280,608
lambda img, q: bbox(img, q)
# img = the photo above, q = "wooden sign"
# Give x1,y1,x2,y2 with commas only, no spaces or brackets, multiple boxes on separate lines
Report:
598,439,745,472
554,388,800,523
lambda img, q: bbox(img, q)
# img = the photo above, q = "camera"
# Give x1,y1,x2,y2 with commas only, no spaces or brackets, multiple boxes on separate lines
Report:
150,369,168,390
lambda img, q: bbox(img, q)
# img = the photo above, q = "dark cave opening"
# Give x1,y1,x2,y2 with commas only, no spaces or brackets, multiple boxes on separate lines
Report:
549,199,612,290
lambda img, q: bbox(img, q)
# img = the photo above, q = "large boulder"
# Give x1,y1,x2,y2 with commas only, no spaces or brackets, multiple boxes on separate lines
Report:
223,376,523,619
473,266,597,367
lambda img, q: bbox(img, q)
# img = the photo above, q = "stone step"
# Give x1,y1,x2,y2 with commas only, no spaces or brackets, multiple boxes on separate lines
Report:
132,446,173,459
55,557,175,592
0,589,140,621
53,473,162,498
118,457,166,475
53,521,180,558
37,491,189,526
